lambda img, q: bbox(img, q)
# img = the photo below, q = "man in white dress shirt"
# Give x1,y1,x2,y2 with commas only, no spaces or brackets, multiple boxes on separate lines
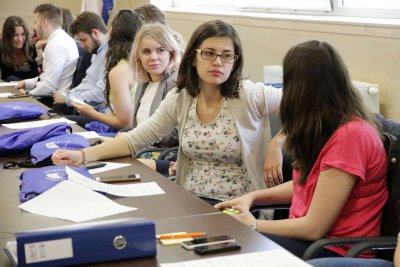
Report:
15,4,79,106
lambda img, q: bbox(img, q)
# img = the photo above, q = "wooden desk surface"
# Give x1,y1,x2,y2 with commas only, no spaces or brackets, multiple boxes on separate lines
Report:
0,214,282,267
0,86,286,266
0,157,218,234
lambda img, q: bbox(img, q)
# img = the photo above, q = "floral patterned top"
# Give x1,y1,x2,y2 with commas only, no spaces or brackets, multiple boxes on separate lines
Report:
181,97,251,201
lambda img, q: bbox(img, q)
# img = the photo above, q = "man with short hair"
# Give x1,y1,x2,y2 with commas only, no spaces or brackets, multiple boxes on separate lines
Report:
53,11,109,112
16,4,78,104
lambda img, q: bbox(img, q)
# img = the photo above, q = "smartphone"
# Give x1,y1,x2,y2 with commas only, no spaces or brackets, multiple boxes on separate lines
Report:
8,93,30,99
95,174,141,183
60,92,88,106
194,242,241,255
181,235,235,250
84,161,107,170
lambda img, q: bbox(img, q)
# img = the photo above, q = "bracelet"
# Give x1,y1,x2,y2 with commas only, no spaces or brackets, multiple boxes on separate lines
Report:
80,149,87,166
250,220,258,231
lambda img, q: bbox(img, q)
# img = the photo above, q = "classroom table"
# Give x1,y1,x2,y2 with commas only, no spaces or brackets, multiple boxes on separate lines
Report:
0,84,294,266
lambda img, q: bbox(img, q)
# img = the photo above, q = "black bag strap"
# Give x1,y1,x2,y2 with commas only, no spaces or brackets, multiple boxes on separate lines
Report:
3,157,53,169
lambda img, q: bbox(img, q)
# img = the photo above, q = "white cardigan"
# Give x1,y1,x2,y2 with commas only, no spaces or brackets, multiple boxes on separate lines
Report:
123,80,282,191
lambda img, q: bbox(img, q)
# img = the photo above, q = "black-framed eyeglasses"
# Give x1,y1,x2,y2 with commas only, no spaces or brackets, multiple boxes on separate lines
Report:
195,49,238,63
117,9,145,20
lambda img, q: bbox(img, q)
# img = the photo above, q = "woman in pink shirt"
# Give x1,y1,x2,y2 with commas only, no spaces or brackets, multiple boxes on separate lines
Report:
216,40,388,259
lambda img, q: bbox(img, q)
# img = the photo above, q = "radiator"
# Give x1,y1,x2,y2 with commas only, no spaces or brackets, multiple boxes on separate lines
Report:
263,65,380,113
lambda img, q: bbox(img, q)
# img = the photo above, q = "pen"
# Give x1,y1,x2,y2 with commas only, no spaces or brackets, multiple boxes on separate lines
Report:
95,174,141,183
159,232,207,240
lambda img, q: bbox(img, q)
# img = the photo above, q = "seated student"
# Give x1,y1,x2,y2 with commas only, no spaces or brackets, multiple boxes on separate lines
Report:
128,22,184,176
51,20,282,206
15,3,79,107
52,11,109,115
215,40,388,258
34,7,91,86
66,9,144,131
0,16,39,81
264,112,400,188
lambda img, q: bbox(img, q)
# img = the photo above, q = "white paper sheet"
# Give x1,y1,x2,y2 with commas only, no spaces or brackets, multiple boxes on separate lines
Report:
67,167,165,197
88,162,132,174
2,118,76,129
19,181,136,222
161,250,312,267
73,131,101,139
0,92,13,97
0,82,17,87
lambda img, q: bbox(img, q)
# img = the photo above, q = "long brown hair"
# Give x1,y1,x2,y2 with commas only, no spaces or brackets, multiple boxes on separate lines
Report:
0,16,32,67
280,40,378,184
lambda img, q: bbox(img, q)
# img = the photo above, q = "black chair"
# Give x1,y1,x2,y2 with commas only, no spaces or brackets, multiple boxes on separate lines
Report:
302,133,400,261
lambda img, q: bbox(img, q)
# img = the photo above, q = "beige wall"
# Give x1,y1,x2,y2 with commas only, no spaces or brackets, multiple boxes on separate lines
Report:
1,1,399,119
166,11,400,120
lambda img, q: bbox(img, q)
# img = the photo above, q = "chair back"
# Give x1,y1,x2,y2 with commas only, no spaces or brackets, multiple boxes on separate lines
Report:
381,133,400,236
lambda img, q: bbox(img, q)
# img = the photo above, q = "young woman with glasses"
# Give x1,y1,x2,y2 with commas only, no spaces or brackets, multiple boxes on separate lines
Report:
52,20,282,205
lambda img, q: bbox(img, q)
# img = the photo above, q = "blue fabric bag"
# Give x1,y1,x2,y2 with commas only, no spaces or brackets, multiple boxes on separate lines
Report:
85,121,119,133
0,123,71,157
3,133,90,169
0,101,48,124
19,165,93,202
30,134,90,165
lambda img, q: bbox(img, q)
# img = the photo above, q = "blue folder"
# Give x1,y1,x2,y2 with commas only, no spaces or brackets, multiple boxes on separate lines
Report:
7,218,156,266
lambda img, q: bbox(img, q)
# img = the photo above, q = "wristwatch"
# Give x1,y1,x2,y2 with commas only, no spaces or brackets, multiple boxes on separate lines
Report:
250,220,258,231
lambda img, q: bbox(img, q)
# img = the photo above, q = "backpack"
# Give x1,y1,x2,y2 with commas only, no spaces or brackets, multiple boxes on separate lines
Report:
0,101,48,124
0,123,71,157
19,165,93,202
4,133,90,169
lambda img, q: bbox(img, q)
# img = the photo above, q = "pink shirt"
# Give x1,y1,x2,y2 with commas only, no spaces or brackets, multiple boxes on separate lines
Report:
289,118,388,256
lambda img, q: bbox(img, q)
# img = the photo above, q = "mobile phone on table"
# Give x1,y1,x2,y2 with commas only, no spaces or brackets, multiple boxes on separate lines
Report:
8,93,29,99
194,242,241,255
95,174,141,183
181,235,235,250
84,161,107,169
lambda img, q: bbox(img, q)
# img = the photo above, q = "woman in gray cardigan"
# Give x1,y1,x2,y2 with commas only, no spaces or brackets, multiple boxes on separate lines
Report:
52,20,282,205
130,23,184,148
